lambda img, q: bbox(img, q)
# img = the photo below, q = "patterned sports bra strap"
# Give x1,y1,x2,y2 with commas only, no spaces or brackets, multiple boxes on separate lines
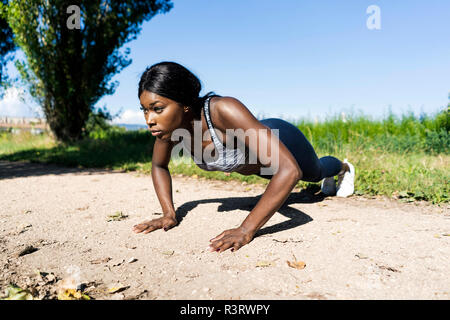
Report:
203,96,222,147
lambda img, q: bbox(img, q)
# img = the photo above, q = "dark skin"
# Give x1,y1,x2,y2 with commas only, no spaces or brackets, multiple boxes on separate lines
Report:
132,91,348,253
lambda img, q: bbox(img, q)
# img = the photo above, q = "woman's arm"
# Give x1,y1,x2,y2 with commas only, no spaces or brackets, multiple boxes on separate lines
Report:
133,138,178,233
208,97,302,252
152,164,177,219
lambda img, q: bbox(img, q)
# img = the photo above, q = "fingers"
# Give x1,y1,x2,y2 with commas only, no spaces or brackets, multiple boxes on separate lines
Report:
209,234,222,242
132,221,152,233
209,238,242,253
209,230,229,242
209,240,224,252
132,220,161,234
133,217,177,234
209,234,245,253
209,228,250,253
231,243,242,252
217,242,234,253
142,225,159,234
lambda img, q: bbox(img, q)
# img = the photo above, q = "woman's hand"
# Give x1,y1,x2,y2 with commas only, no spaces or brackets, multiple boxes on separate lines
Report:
132,216,177,234
209,226,255,253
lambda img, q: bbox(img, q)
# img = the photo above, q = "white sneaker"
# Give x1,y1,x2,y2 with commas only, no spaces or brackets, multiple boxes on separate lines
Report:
336,159,355,197
321,176,336,196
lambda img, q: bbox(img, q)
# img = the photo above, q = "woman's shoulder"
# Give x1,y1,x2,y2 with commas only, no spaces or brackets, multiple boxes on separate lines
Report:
208,96,238,125
209,95,252,131
210,95,241,107
209,95,244,117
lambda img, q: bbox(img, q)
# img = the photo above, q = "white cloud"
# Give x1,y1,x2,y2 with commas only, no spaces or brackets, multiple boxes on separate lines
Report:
0,87,43,118
112,109,146,125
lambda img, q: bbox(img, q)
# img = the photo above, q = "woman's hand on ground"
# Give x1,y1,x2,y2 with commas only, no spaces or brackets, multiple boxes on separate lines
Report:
132,216,177,234
209,227,255,253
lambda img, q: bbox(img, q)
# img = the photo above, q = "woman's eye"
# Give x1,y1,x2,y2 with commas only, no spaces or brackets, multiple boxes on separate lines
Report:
154,107,163,113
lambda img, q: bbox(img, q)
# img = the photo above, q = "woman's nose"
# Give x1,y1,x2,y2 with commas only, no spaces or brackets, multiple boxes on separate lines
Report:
146,112,156,125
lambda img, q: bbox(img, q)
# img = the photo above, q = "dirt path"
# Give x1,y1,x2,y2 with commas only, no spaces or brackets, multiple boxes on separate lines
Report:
0,160,449,300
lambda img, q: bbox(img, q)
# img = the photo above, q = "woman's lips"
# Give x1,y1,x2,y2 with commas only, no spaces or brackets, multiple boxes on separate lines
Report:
151,130,163,136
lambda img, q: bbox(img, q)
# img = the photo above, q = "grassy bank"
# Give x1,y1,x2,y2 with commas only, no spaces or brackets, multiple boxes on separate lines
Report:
1,108,448,204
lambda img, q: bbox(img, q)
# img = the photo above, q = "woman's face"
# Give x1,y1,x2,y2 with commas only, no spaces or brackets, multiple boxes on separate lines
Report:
139,90,187,140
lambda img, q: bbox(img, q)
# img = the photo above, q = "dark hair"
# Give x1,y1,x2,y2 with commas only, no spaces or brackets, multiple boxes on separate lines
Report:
138,61,218,120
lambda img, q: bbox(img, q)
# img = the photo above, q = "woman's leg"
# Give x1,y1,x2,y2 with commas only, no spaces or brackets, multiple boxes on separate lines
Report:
318,156,347,179
258,118,344,182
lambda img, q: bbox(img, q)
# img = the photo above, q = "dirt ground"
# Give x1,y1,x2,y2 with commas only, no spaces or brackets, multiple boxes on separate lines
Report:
0,160,449,300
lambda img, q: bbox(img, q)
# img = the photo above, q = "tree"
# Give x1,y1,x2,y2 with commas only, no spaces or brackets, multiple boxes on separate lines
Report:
0,0,16,95
1,0,173,142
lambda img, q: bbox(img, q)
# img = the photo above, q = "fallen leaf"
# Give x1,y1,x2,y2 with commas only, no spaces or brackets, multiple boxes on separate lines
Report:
1,285,34,300
107,211,128,222
57,289,91,300
127,257,137,264
90,257,111,264
255,261,274,268
161,250,174,256
286,260,306,270
107,284,129,294
272,238,303,244
378,265,400,273
286,253,306,270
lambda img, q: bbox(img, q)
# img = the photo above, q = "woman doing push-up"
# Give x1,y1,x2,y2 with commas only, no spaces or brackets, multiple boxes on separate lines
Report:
132,61,355,253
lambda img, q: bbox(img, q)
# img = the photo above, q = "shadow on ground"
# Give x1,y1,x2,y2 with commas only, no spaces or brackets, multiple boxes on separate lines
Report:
0,160,123,179
172,186,326,238
0,130,154,179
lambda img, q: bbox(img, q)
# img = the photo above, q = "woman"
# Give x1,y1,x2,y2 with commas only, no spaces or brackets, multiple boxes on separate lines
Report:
132,61,355,253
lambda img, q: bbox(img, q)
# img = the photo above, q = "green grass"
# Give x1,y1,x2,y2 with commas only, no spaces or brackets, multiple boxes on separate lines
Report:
0,126,154,170
1,107,448,204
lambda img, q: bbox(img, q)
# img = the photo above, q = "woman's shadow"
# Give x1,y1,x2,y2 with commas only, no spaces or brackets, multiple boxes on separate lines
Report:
173,184,325,238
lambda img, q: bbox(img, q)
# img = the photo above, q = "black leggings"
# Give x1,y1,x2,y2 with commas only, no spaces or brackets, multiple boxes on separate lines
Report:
258,118,342,182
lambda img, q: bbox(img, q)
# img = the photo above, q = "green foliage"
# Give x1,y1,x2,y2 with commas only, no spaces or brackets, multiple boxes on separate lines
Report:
0,110,448,204
292,106,449,155
82,106,115,139
0,0,16,95
1,0,173,142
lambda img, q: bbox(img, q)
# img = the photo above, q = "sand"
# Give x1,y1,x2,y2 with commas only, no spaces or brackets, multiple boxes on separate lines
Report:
0,160,449,300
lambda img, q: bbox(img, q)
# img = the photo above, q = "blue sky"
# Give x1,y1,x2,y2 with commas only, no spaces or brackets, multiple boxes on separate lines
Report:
1,0,449,123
